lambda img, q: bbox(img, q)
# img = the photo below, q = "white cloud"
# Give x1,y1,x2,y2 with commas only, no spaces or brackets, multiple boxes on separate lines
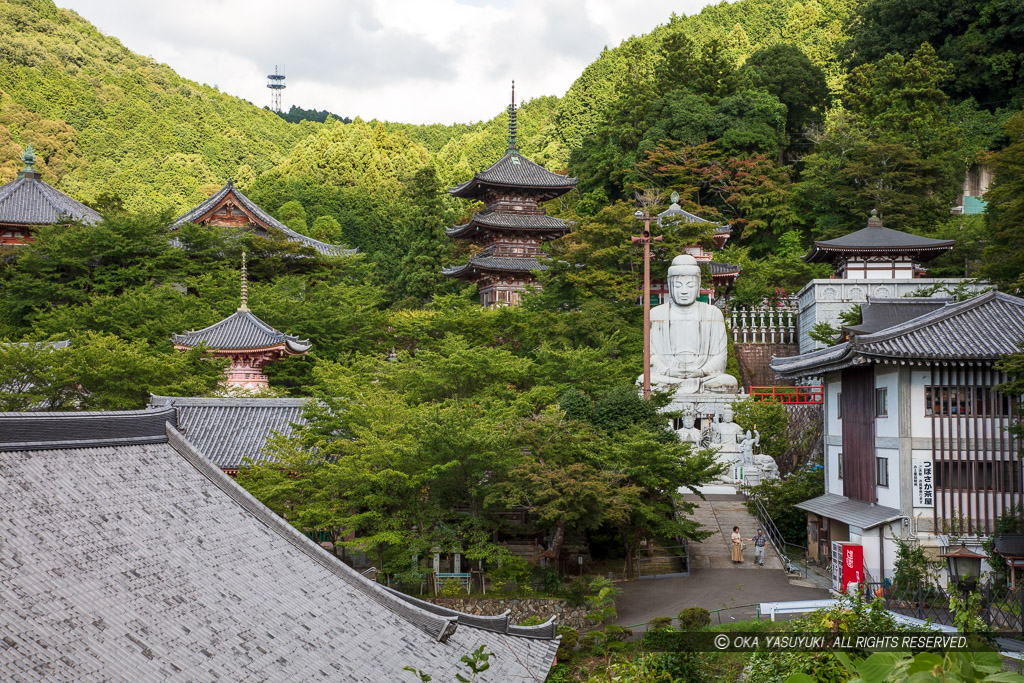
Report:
59,0,723,124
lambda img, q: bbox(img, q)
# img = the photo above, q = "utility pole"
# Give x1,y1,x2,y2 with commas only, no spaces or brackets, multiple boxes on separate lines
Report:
633,210,662,400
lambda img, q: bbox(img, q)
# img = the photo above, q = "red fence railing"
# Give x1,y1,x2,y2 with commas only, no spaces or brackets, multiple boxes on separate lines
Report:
749,386,823,404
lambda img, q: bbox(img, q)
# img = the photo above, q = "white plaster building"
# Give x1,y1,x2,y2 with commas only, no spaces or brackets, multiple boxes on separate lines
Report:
772,292,1024,583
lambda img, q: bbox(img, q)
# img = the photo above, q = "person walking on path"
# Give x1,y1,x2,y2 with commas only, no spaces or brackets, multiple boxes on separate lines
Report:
730,526,744,563
752,529,767,566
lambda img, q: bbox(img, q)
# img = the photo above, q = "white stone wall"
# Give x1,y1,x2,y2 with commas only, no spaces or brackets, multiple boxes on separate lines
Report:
796,279,988,353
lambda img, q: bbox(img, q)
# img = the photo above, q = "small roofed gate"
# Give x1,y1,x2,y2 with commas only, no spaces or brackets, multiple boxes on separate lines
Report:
841,366,876,502
931,365,1022,535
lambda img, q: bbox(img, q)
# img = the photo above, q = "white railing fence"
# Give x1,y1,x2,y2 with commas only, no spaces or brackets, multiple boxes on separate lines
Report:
729,297,798,344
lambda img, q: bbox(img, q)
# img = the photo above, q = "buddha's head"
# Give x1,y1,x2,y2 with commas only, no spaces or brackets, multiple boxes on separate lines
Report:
682,413,695,429
667,254,701,307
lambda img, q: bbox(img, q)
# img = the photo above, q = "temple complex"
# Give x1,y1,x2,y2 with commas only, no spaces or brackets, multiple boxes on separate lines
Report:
171,179,353,256
172,254,310,389
652,192,740,304
0,146,101,245
443,84,577,306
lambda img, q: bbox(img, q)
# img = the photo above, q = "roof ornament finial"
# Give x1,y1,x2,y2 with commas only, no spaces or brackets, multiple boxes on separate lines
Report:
18,143,39,179
669,191,681,209
507,79,517,154
239,251,249,312
868,208,882,227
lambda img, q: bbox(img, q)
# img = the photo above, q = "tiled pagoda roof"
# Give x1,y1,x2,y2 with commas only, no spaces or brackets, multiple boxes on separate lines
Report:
450,152,577,201
0,148,101,226
172,181,354,257
772,290,1024,377
442,255,547,278
657,200,731,235
0,408,559,680
172,308,310,353
805,211,954,263
446,210,568,238
149,396,307,470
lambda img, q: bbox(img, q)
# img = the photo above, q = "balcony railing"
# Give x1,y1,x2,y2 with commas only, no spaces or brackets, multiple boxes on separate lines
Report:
749,385,824,405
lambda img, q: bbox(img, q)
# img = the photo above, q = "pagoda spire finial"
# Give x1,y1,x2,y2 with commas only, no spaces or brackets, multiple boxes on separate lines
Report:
507,80,517,153
239,251,249,311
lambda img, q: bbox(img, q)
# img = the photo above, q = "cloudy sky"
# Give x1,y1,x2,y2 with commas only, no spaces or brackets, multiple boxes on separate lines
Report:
58,0,721,125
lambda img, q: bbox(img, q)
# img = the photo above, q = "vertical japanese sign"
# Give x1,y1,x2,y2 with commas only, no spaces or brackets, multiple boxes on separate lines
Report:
912,458,934,508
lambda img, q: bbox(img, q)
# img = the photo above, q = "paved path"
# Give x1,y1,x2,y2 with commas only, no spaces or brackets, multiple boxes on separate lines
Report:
684,494,783,570
614,493,831,631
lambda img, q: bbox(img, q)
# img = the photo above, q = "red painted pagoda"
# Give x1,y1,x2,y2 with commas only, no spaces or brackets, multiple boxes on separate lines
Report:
172,254,310,389
0,145,101,245
443,83,577,306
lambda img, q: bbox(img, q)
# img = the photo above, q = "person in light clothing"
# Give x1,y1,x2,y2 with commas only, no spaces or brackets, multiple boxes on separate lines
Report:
752,529,767,566
730,526,744,563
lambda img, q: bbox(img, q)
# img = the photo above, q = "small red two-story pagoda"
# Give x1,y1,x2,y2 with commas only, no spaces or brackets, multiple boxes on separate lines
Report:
443,84,577,306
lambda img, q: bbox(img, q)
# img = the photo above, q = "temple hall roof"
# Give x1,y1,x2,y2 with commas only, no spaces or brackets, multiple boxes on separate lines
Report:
149,396,308,470
172,308,310,353
772,290,1024,377
442,255,547,278
657,194,731,235
171,181,354,257
446,210,569,238
0,146,101,226
804,210,954,264
0,409,559,680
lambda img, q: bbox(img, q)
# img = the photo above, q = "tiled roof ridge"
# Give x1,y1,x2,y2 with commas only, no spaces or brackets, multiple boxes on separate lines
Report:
0,407,176,451
814,225,956,249
165,423,548,644
851,290,1004,348
149,395,309,407
170,182,352,256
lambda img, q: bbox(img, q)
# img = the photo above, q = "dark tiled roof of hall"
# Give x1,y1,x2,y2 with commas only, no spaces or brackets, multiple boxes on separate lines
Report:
173,308,310,352
805,210,954,262
0,146,101,226
172,180,354,257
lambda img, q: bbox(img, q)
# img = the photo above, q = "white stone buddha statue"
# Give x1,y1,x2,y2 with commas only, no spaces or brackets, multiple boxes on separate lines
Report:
640,254,738,394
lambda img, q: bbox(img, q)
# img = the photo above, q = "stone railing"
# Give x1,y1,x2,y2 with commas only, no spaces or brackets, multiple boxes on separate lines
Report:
729,298,798,344
425,596,591,631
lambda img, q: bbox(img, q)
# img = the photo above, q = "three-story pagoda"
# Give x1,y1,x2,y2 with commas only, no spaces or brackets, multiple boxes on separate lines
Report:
442,84,577,306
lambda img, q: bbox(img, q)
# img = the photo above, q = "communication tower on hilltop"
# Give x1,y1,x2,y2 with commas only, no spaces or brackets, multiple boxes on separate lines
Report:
267,65,286,112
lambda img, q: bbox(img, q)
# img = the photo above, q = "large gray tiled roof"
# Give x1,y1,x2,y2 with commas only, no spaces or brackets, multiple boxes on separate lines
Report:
657,203,731,235
843,298,951,336
772,291,1024,377
442,255,547,278
805,212,954,263
0,409,559,681
149,395,307,470
171,181,354,257
450,153,577,201
0,175,101,226
172,308,310,353
446,210,568,238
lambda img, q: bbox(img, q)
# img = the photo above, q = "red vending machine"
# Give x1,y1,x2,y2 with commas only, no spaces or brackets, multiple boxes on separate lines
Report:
831,541,864,592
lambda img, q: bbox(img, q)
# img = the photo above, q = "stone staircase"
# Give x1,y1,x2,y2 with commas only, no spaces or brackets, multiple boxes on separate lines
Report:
682,493,783,570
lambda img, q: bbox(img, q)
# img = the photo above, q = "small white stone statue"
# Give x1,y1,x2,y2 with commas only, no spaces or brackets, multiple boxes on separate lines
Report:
715,406,744,454
739,428,760,467
639,254,739,395
675,412,701,445
754,454,780,480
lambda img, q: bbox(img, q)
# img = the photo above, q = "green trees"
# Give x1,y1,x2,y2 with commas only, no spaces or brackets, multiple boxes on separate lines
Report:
739,44,830,143
393,166,455,304
980,110,1024,291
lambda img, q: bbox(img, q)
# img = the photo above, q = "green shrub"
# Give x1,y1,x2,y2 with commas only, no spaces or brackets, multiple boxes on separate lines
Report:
562,576,590,607
648,616,673,630
517,616,544,626
439,579,465,597
555,625,578,663
678,607,711,629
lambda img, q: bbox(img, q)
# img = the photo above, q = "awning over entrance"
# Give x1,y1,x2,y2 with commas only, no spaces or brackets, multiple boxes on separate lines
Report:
796,494,903,530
